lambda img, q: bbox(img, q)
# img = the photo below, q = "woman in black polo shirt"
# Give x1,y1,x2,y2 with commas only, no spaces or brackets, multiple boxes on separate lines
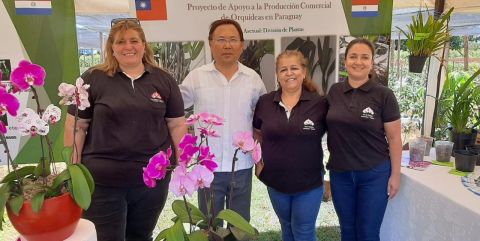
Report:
63,19,187,241
327,38,402,241
253,50,327,241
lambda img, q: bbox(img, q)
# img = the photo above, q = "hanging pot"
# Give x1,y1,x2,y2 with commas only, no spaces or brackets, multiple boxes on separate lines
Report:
7,192,82,241
408,55,428,73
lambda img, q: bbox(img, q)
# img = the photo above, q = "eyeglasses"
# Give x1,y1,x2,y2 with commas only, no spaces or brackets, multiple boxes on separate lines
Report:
213,38,241,46
111,18,141,27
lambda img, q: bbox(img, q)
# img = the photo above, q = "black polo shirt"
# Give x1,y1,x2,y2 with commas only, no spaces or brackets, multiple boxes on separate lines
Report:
253,89,327,194
67,64,184,187
326,80,400,171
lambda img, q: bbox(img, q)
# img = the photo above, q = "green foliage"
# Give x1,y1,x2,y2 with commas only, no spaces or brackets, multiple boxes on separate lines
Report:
240,40,274,78
31,192,45,213
438,69,480,134
397,7,453,57
67,164,92,210
1,166,35,184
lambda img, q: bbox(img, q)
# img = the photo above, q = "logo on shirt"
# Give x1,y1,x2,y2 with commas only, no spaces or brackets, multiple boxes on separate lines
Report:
303,119,315,131
150,91,164,103
361,107,375,120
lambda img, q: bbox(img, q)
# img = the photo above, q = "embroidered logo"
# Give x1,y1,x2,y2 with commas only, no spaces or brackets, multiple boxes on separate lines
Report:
361,107,375,120
303,119,315,131
150,91,164,103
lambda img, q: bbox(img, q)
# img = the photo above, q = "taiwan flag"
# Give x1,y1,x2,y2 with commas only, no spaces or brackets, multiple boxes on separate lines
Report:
15,0,52,15
352,0,379,18
136,0,168,21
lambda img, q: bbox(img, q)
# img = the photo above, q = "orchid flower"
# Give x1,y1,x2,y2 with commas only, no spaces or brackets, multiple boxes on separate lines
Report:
178,134,199,166
10,60,46,90
189,165,214,189
16,108,49,136
144,148,172,181
58,77,90,110
252,142,262,164
232,131,256,152
169,166,196,197
199,112,224,126
198,146,218,172
0,87,20,117
185,114,201,125
199,127,220,137
143,170,157,188
42,104,61,125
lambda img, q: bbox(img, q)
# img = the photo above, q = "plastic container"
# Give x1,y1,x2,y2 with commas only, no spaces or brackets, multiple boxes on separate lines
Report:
435,141,454,162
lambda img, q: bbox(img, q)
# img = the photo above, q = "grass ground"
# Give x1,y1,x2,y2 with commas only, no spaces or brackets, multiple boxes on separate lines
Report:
0,176,340,241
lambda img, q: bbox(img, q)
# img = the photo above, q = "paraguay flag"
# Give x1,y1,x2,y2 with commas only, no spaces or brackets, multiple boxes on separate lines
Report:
352,0,379,18
136,0,168,21
15,0,52,15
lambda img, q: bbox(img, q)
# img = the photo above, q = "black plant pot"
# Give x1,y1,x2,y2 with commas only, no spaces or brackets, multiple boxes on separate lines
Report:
450,129,478,152
466,145,480,166
454,150,477,172
408,55,428,73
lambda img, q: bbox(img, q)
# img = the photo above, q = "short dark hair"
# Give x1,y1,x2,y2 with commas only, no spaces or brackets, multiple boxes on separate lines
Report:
345,38,375,59
208,19,244,41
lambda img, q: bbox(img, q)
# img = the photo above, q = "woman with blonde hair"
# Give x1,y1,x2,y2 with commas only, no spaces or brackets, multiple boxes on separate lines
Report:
64,18,187,241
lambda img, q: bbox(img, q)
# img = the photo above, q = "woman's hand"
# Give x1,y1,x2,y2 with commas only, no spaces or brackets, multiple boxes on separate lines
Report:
387,174,400,199
255,160,264,178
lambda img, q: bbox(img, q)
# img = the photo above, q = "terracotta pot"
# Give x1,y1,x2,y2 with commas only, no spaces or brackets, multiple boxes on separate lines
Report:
7,192,82,241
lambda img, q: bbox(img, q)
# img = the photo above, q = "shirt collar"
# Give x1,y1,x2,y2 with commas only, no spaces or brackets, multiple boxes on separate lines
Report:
116,63,153,74
205,61,253,77
342,78,375,93
273,88,316,103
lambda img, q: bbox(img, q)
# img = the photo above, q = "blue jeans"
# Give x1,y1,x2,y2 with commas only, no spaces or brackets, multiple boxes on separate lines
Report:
330,160,391,241
267,185,324,241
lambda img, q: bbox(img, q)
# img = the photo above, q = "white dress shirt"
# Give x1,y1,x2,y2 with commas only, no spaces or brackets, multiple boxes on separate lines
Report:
180,62,267,172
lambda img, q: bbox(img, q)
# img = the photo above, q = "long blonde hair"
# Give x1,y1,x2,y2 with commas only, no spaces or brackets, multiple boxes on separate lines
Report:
93,20,157,76
276,50,319,93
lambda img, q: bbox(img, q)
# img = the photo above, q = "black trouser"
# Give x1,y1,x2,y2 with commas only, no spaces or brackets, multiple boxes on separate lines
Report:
83,174,170,241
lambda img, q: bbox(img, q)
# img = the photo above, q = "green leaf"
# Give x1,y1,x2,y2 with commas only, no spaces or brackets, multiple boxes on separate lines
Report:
62,146,74,164
172,200,206,225
49,169,70,191
31,192,46,213
0,184,11,231
188,230,208,241
34,157,51,177
68,165,91,210
75,163,95,194
8,195,24,216
166,220,185,241
215,209,255,236
230,226,258,241
155,228,169,241
1,166,35,183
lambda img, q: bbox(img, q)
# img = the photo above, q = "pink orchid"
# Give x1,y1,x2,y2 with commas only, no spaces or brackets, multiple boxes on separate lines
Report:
11,60,46,90
0,87,20,117
252,142,262,164
232,131,255,152
169,166,196,197
199,112,224,126
0,121,6,134
179,134,199,166
185,114,200,125
58,77,90,110
199,127,220,137
200,159,218,172
144,148,172,180
41,104,61,125
179,134,197,149
143,169,157,188
189,165,214,189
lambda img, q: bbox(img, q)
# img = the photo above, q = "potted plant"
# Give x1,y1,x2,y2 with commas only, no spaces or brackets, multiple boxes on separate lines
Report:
438,68,480,152
143,113,261,241
0,60,94,241
397,7,453,73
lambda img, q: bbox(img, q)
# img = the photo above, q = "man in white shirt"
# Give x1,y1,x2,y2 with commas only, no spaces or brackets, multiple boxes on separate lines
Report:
180,19,266,221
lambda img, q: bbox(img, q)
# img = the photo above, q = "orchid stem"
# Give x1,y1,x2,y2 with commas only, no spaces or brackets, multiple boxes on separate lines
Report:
183,195,193,233
228,149,239,209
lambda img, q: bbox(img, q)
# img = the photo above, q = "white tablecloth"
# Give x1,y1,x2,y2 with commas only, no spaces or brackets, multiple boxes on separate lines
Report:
380,150,480,241
19,219,97,241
